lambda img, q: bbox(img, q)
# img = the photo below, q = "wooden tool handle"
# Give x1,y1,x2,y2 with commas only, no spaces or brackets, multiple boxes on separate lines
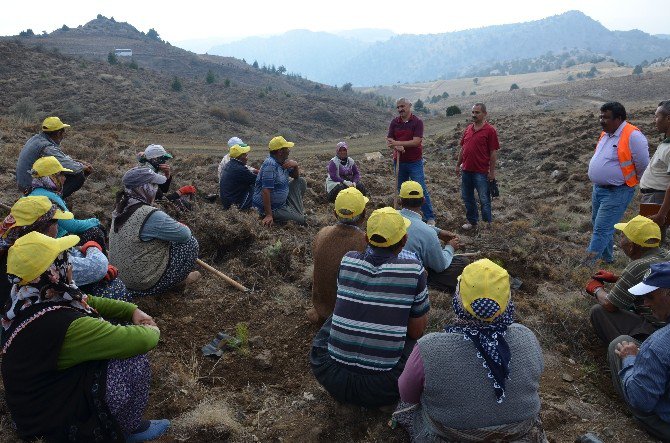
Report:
196,259,249,292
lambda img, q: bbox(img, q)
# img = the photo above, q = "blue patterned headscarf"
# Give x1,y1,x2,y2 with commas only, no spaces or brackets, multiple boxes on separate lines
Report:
445,285,515,403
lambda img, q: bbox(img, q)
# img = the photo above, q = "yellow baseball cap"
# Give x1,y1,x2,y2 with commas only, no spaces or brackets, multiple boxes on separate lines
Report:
334,187,369,219
269,136,295,151
230,143,251,159
614,215,661,247
10,196,73,227
42,116,71,132
458,259,510,322
399,180,424,198
7,231,79,284
366,207,411,247
31,156,73,177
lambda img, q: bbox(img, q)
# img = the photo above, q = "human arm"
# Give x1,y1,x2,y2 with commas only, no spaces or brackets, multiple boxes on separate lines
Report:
407,313,429,340
488,150,498,180
629,130,650,179
139,210,191,243
69,247,109,286
422,232,453,272
617,341,668,414
283,159,299,179
398,344,425,404
262,188,273,226
352,163,361,183
58,217,100,235
650,186,670,227
593,287,618,312
158,173,172,193
408,269,430,340
42,145,84,173
387,136,422,149
327,160,344,183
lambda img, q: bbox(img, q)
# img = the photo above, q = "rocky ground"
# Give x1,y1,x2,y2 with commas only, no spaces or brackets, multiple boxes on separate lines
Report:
0,102,665,442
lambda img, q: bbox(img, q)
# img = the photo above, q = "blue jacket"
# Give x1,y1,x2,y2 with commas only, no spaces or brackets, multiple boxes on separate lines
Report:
220,158,256,210
400,208,454,273
29,188,99,237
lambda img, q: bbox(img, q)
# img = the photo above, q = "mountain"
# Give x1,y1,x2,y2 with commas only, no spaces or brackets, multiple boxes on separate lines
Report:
211,11,670,87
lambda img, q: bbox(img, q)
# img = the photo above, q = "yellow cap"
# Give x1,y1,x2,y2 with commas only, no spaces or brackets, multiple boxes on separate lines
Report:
7,231,79,284
31,156,73,177
366,207,411,247
614,215,661,247
399,180,424,198
229,143,251,159
334,187,369,219
42,116,71,132
10,196,73,227
269,136,295,151
458,258,510,322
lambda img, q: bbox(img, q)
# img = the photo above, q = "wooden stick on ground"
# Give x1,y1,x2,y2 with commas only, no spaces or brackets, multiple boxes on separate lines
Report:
456,251,482,257
196,259,249,292
0,201,11,211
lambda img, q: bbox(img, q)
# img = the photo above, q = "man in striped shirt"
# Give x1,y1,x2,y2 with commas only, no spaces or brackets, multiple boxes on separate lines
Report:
310,207,430,408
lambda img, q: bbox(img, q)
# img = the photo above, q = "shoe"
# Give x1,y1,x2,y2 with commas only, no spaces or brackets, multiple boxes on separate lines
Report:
127,419,170,442
461,223,476,230
426,219,436,226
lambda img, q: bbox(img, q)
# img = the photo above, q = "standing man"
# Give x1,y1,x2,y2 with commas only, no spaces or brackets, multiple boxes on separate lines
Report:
16,117,92,198
387,98,435,225
456,103,499,230
252,136,307,226
587,102,649,265
638,100,670,231
609,262,670,440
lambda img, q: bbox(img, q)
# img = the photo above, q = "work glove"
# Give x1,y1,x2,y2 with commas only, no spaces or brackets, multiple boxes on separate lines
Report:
80,241,103,255
103,265,118,282
585,279,604,296
178,185,197,196
592,270,618,283
343,180,354,187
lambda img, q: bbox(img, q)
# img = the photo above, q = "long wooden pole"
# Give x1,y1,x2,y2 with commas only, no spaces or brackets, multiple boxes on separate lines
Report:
394,151,401,209
196,259,249,292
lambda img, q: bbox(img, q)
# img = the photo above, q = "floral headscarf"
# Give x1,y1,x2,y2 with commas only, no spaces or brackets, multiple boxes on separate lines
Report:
111,183,159,232
0,204,59,252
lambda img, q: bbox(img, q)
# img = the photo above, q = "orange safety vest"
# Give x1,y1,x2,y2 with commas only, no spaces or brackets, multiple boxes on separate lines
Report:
597,122,641,187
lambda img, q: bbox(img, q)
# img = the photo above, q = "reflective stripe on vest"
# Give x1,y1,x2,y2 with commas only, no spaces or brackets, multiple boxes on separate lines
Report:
597,122,641,186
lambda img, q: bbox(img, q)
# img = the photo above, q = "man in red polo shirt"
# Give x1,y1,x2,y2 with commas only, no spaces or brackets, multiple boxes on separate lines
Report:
387,98,435,225
456,103,499,230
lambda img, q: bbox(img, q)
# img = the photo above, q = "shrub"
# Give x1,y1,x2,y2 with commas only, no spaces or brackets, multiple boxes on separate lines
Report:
632,65,643,75
224,78,231,88
19,29,34,37
252,60,259,69
61,25,69,31
510,83,520,90
470,91,476,95
341,82,353,92
128,59,138,69
446,105,462,116
414,98,426,113
171,77,183,92
9,97,37,122
147,28,161,41
567,75,575,81
206,70,216,84
208,107,250,125
107,51,118,65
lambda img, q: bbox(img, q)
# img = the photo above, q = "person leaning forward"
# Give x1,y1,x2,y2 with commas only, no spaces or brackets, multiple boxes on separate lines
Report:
608,262,670,441
310,207,430,408
585,215,668,344
308,187,369,323
16,116,93,198
252,136,307,226
399,180,469,293
585,102,649,265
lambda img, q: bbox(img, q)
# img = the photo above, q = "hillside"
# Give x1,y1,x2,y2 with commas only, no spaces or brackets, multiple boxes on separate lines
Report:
0,18,390,142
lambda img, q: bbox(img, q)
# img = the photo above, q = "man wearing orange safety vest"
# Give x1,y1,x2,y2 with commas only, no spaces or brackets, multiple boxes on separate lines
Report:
586,102,649,265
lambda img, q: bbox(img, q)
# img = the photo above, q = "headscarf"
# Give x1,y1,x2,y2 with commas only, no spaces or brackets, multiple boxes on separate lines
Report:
111,183,159,232
0,205,59,251
444,285,515,403
30,175,61,194
2,249,94,332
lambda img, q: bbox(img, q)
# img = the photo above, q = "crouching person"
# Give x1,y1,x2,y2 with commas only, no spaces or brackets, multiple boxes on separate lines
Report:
1,232,168,442
310,207,430,407
109,167,200,298
395,259,546,441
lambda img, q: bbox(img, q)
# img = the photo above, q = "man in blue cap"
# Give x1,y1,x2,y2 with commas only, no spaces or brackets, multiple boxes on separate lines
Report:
609,261,670,440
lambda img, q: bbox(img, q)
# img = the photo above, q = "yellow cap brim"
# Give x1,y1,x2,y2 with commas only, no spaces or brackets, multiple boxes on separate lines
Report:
613,222,626,231
16,235,80,283
53,209,74,220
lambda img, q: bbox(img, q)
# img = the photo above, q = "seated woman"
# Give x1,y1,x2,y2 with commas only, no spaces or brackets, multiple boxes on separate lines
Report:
325,141,368,202
138,144,197,210
395,259,546,442
2,231,168,442
27,156,106,248
109,167,200,298
0,196,128,305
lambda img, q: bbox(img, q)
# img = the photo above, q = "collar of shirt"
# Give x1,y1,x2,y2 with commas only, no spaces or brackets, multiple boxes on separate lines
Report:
400,208,422,221
607,121,627,137
365,245,398,258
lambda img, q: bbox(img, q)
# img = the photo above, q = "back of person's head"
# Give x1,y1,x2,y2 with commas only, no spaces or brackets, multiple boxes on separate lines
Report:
228,136,244,148
600,101,627,121
614,215,661,249
457,258,511,323
122,166,167,189
366,207,410,251
659,100,670,117
41,116,70,133
334,188,368,224
399,181,424,209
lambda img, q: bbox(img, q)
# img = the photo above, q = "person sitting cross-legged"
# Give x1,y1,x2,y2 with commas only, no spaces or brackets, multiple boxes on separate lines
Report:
325,141,368,202
220,143,258,210
310,207,430,408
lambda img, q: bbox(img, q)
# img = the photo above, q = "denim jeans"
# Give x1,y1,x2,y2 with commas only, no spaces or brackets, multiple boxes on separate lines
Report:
461,171,491,224
395,159,434,220
588,184,636,262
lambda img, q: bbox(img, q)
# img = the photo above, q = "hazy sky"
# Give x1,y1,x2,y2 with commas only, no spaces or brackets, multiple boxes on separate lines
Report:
1,0,667,44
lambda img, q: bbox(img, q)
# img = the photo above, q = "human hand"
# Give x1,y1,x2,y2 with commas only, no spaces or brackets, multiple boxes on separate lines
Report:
81,162,93,175
343,180,353,187
650,212,666,227
593,270,618,283
615,340,639,359
80,241,103,254
394,145,405,153
103,265,118,281
448,237,461,250
177,185,197,196
282,160,298,169
159,163,171,178
132,308,157,327
262,214,274,227
488,171,496,180
585,279,604,296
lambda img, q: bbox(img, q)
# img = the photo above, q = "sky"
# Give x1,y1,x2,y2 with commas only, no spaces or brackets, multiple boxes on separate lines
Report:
1,0,667,46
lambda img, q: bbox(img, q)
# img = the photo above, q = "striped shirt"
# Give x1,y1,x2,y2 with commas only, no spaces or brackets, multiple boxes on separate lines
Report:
608,248,670,327
328,246,430,372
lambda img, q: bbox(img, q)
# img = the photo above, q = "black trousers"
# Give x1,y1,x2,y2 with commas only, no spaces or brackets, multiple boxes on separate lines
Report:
61,171,87,199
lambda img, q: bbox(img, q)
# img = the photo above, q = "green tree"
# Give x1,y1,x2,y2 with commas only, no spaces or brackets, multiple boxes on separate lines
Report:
107,51,118,65
632,65,643,75
414,98,426,113
510,83,520,90
252,60,259,69
446,105,462,116
277,65,287,74
341,82,353,92
147,28,161,41
206,70,216,84
171,77,182,92
224,78,231,88
128,59,138,69
61,25,69,31
473,77,479,85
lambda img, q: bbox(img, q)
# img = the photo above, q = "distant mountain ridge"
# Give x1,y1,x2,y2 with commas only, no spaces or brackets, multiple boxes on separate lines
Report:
211,11,670,86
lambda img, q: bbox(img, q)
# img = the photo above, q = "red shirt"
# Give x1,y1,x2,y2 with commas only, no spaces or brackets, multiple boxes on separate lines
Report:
387,114,424,163
460,122,499,173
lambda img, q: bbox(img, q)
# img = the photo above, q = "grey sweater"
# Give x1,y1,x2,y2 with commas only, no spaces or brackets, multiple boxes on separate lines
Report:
417,323,543,431
16,133,83,190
